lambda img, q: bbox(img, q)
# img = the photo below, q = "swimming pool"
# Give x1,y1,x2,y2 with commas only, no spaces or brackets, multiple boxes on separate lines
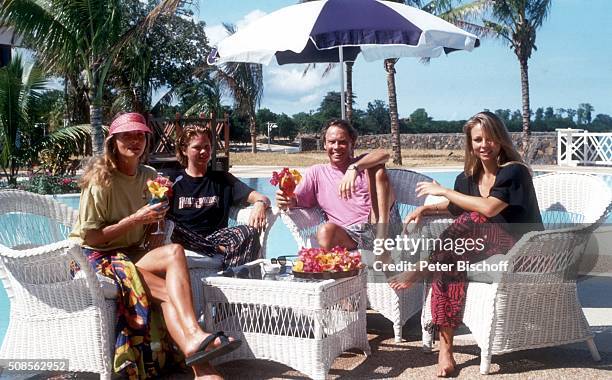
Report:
1,170,611,342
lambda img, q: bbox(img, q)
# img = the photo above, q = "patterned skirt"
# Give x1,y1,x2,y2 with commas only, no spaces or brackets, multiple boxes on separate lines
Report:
83,248,181,379
428,212,516,330
171,223,262,269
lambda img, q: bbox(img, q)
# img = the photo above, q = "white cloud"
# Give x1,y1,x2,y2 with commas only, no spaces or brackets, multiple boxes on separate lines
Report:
265,65,338,97
205,24,228,46
237,10,267,29
298,92,322,105
205,9,267,46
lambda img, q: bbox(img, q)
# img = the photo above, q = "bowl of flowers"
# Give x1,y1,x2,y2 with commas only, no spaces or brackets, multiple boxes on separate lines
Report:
292,246,363,279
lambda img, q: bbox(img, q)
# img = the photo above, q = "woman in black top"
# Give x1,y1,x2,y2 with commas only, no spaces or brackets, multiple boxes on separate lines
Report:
168,125,271,268
390,112,543,377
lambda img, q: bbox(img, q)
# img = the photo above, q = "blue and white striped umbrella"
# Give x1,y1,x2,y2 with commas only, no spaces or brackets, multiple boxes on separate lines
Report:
208,0,479,117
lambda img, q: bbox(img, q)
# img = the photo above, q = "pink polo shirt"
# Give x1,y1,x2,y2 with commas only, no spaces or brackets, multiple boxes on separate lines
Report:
294,162,371,227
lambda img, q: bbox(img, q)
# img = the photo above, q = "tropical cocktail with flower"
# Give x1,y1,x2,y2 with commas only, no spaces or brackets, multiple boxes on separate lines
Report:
146,175,173,235
270,168,302,197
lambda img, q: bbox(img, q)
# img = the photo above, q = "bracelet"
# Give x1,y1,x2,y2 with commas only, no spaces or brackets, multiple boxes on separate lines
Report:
255,200,269,208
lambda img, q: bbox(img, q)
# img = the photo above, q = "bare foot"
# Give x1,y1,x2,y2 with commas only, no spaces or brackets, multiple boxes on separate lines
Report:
388,271,416,290
193,362,224,379
436,350,457,377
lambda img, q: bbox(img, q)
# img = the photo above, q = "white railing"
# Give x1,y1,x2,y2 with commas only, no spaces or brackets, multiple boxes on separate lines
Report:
557,129,612,166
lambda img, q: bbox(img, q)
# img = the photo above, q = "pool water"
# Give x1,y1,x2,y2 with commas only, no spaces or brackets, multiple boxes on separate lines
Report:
1,170,610,342
40,171,459,261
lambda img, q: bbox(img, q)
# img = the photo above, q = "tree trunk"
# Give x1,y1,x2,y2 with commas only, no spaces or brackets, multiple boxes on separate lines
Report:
345,61,353,123
250,115,257,154
89,88,105,155
385,59,402,165
519,57,531,161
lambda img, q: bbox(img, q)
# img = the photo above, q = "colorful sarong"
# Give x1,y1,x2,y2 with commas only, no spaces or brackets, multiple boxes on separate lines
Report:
428,212,516,329
83,248,181,379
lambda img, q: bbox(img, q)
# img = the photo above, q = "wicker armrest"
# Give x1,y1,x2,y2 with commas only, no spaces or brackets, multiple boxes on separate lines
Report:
279,207,327,249
0,239,108,309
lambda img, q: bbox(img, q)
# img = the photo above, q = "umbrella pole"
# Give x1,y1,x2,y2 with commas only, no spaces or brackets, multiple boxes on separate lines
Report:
339,46,346,120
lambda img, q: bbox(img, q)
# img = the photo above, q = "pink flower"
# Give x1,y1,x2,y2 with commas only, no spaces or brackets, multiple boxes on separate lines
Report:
295,245,361,273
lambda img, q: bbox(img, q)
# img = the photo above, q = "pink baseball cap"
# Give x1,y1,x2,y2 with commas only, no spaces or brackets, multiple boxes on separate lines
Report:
109,113,152,135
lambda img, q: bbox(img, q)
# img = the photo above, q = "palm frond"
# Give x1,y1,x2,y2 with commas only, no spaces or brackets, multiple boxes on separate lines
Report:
19,61,47,122
0,0,79,68
436,0,491,25
483,19,513,44
39,124,96,156
526,0,552,28
150,88,175,114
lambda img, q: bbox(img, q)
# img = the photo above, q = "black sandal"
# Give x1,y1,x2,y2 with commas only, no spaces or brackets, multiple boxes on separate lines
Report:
184,331,242,366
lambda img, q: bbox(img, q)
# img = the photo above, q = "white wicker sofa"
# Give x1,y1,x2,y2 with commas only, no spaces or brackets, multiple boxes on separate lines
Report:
420,172,612,374
280,168,433,342
0,189,277,379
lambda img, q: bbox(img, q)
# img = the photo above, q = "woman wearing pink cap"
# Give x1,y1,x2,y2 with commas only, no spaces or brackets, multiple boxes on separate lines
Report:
70,112,239,379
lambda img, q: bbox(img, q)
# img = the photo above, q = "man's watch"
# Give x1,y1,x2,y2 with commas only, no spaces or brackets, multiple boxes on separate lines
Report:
348,163,360,172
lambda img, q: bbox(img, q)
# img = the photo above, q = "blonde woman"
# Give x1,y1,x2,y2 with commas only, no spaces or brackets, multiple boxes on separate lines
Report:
390,111,543,377
70,113,240,380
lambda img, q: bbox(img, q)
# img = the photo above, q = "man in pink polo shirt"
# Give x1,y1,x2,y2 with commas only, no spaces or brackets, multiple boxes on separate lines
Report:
276,119,394,250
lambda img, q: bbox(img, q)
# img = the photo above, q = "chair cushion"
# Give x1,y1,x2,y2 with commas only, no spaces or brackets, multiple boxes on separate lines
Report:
185,250,224,270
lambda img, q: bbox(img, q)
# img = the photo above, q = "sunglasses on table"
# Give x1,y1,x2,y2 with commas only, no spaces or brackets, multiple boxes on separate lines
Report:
269,255,298,266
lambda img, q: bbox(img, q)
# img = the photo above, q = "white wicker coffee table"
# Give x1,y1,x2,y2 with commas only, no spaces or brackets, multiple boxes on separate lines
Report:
200,260,370,380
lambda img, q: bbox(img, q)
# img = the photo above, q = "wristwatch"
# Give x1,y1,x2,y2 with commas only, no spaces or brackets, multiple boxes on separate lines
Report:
348,163,360,172
255,199,270,208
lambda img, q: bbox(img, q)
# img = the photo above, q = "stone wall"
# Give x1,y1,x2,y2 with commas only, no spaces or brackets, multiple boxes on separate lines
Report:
299,132,557,165
299,137,320,152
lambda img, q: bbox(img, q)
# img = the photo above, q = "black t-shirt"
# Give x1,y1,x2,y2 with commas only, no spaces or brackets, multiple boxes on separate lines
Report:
448,164,544,238
169,170,253,238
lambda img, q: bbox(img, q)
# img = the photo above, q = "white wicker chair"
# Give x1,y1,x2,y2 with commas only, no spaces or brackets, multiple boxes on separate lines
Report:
0,190,278,379
0,190,114,379
420,172,612,374
280,169,433,342
166,206,279,319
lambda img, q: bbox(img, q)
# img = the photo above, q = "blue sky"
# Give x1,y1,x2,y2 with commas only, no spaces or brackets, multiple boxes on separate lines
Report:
194,0,612,121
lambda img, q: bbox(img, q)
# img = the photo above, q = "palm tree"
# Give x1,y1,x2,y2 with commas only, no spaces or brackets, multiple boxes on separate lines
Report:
0,55,46,184
210,24,264,153
180,77,224,118
385,0,490,164
0,0,181,154
483,0,552,140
